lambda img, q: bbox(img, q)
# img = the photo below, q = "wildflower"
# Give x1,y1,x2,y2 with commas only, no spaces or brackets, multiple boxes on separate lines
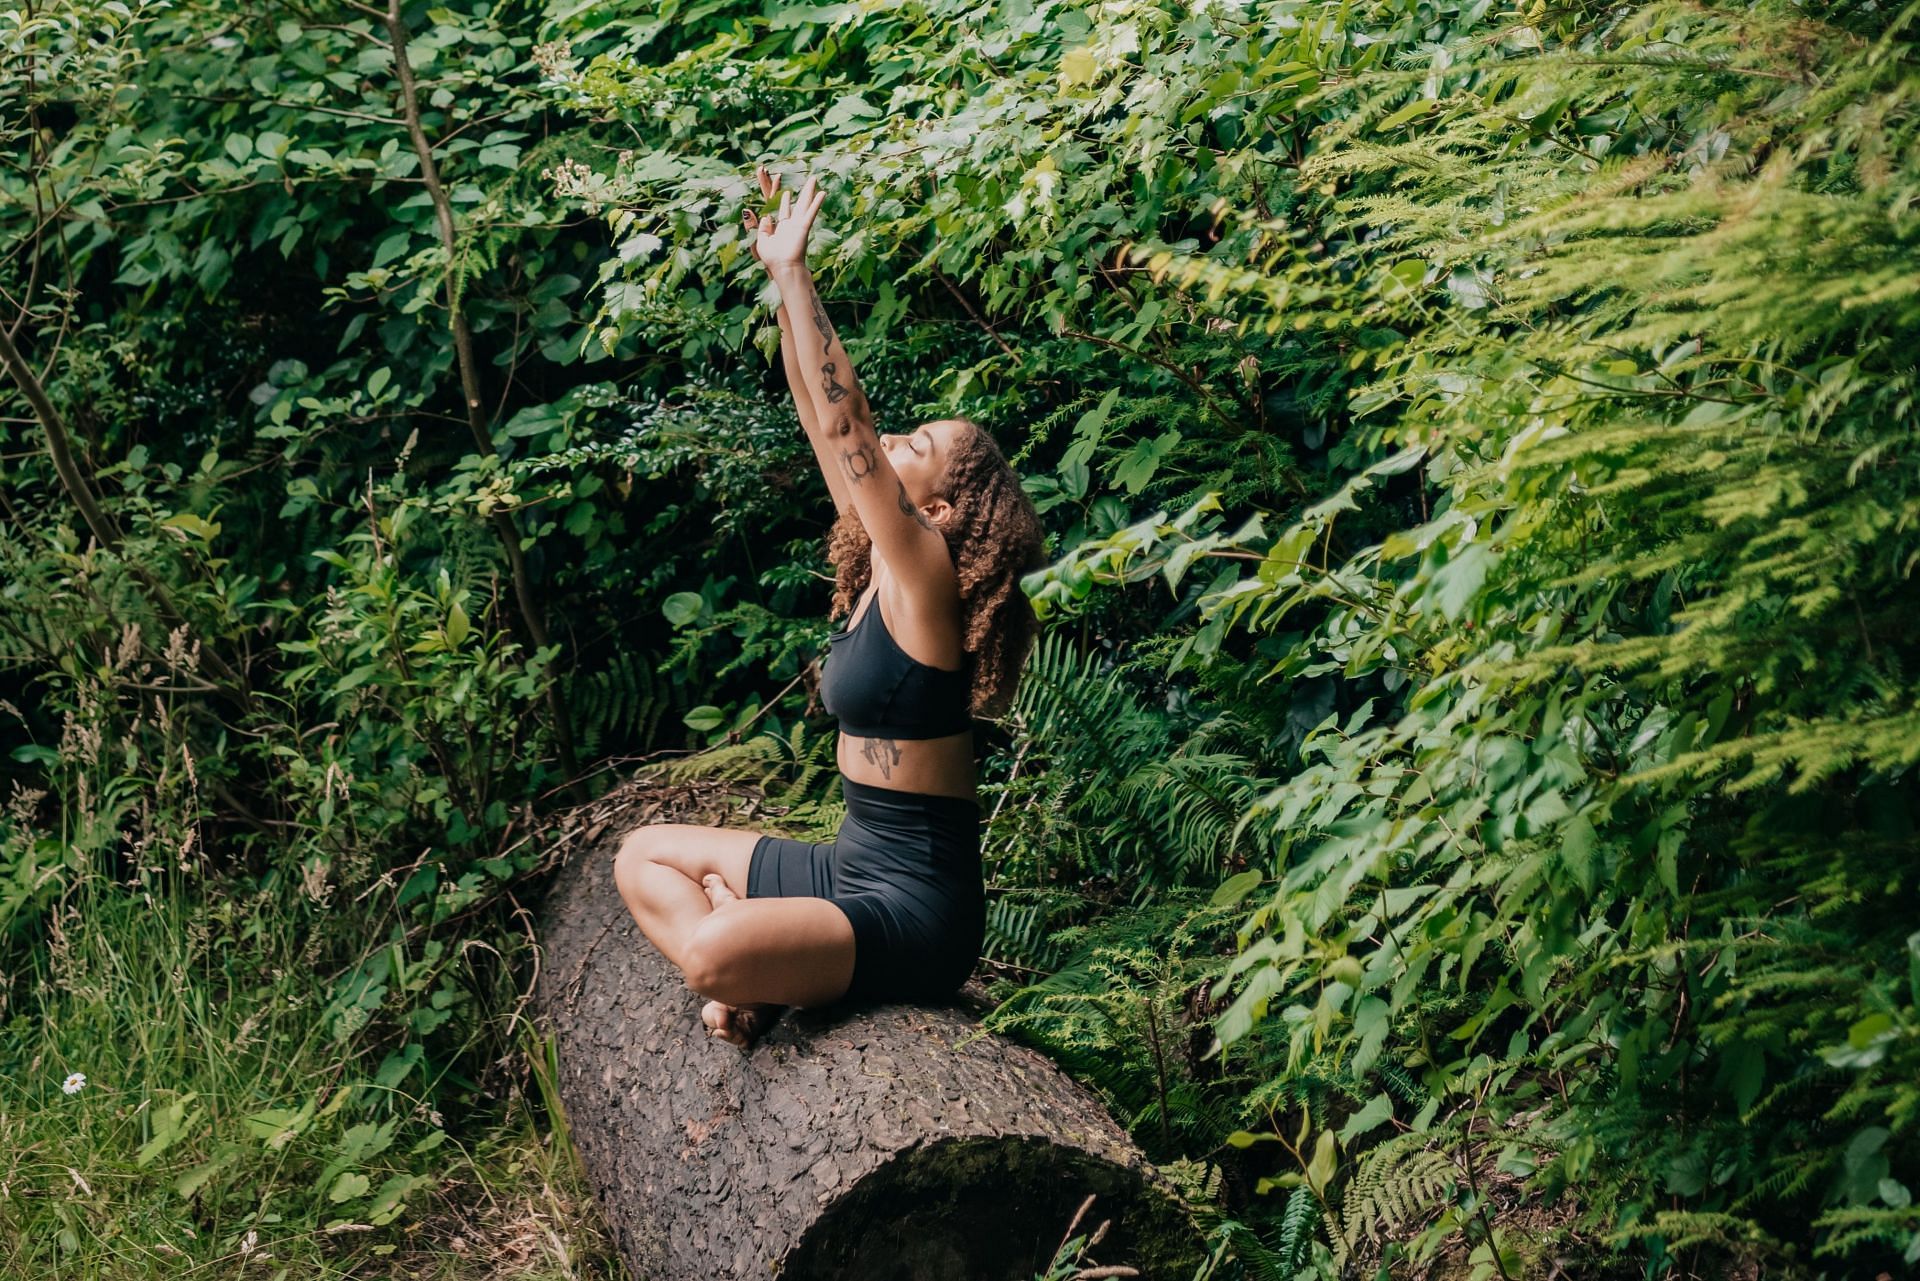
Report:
62,1072,86,1095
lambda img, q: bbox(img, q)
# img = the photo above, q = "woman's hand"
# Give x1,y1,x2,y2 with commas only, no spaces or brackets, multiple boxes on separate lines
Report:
743,165,825,273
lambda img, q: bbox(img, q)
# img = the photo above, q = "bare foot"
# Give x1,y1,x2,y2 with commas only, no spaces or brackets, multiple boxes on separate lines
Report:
694,875,784,1048
700,873,738,909
701,998,784,1050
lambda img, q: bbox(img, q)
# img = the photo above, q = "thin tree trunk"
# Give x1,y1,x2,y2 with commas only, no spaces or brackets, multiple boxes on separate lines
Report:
0,322,254,707
382,0,584,799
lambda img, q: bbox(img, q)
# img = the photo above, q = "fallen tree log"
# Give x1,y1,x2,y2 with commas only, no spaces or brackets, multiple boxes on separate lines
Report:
531,780,1204,1281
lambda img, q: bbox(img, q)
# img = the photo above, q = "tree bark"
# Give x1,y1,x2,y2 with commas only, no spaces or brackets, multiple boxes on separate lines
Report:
532,784,1204,1281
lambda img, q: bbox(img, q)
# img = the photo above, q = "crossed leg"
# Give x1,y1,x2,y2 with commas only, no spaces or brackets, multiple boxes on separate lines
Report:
611,824,857,1047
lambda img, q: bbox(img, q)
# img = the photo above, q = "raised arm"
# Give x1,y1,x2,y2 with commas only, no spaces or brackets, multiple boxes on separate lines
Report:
751,167,854,521
769,257,951,582
776,301,853,517
749,171,951,585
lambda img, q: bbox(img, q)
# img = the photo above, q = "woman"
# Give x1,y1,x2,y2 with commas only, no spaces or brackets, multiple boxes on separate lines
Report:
612,166,1047,1050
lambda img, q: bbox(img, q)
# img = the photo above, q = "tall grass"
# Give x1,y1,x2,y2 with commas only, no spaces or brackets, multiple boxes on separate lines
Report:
0,647,616,1279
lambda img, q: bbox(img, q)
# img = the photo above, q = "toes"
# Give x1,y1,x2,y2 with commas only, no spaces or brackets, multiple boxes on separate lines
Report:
701,1000,749,1048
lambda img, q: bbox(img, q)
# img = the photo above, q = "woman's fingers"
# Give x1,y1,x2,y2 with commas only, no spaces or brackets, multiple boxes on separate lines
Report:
790,184,824,238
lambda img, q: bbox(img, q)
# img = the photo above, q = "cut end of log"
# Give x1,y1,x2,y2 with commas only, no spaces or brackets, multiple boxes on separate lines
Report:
784,1134,1197,1280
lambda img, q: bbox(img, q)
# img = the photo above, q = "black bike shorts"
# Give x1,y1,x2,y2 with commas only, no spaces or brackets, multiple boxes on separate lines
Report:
746,776,983,1004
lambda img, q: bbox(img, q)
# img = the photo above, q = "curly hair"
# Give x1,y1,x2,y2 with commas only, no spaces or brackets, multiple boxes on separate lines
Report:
825,418,1048,721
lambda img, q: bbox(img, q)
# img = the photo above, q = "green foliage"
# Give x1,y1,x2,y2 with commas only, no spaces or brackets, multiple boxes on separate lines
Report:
6,0,1918,1274
983,894,1250,1156
998,630,1282,894
1016,0,1920,1272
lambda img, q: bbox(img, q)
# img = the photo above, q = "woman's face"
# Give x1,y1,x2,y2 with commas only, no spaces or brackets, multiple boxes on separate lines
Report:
881,419,967,512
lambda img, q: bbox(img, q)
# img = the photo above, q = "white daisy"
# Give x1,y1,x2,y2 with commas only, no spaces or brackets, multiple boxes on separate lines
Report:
62,1072,86,1095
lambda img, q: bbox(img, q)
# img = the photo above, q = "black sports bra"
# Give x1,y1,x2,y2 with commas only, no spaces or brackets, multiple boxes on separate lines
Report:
820,586,973,739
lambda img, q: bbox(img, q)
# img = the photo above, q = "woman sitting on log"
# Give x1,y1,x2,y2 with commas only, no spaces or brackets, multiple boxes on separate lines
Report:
613,165,1047,1049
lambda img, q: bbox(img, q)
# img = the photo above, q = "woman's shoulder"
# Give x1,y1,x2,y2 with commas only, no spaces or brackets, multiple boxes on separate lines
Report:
872,553,960,618
870,558,967,671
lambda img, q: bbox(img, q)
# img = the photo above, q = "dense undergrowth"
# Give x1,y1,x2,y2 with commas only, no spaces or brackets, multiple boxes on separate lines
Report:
2,0,1914,1276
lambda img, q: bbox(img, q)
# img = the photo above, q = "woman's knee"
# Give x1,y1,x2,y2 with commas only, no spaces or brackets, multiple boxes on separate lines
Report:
612,825,669,900
613,822,757,898
679,911,749,1000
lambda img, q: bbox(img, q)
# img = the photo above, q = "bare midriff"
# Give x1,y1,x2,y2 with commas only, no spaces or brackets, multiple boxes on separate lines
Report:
828,565,977,802
836,730,977,801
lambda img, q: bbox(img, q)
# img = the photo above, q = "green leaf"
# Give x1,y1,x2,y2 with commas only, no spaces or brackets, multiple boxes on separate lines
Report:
503,404,562,438
162,512,220,541
1665,1150,1708,1196
328,1171,370,1203
1382,258,1427,299
823,93,879,133
1559,814,1598,893
1211,869,1263,907
1423,541,1494,622
1337,1092,1394,1144
662,591,705,627
1908,930,1920,1007
137,1095,199,1168
174,1149,236,1199
1305,1129,1337,1196
1848,1012,1893,1049
375,1044,423,1089
372,230,411,268
368,1173,427,1225
444,600,469,648
244,1103,315,1148
1112,430,1182,495
684,705,724,732
1350,996,1391,1073
1059,47,1098,87
1376,98,1437,131
1215,964,1284,1048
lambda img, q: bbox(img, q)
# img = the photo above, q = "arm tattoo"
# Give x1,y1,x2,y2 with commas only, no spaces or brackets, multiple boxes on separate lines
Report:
839,440,879,483
898,481,933,529
860,737,902,779
808,292,834,352
821,361,849,404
